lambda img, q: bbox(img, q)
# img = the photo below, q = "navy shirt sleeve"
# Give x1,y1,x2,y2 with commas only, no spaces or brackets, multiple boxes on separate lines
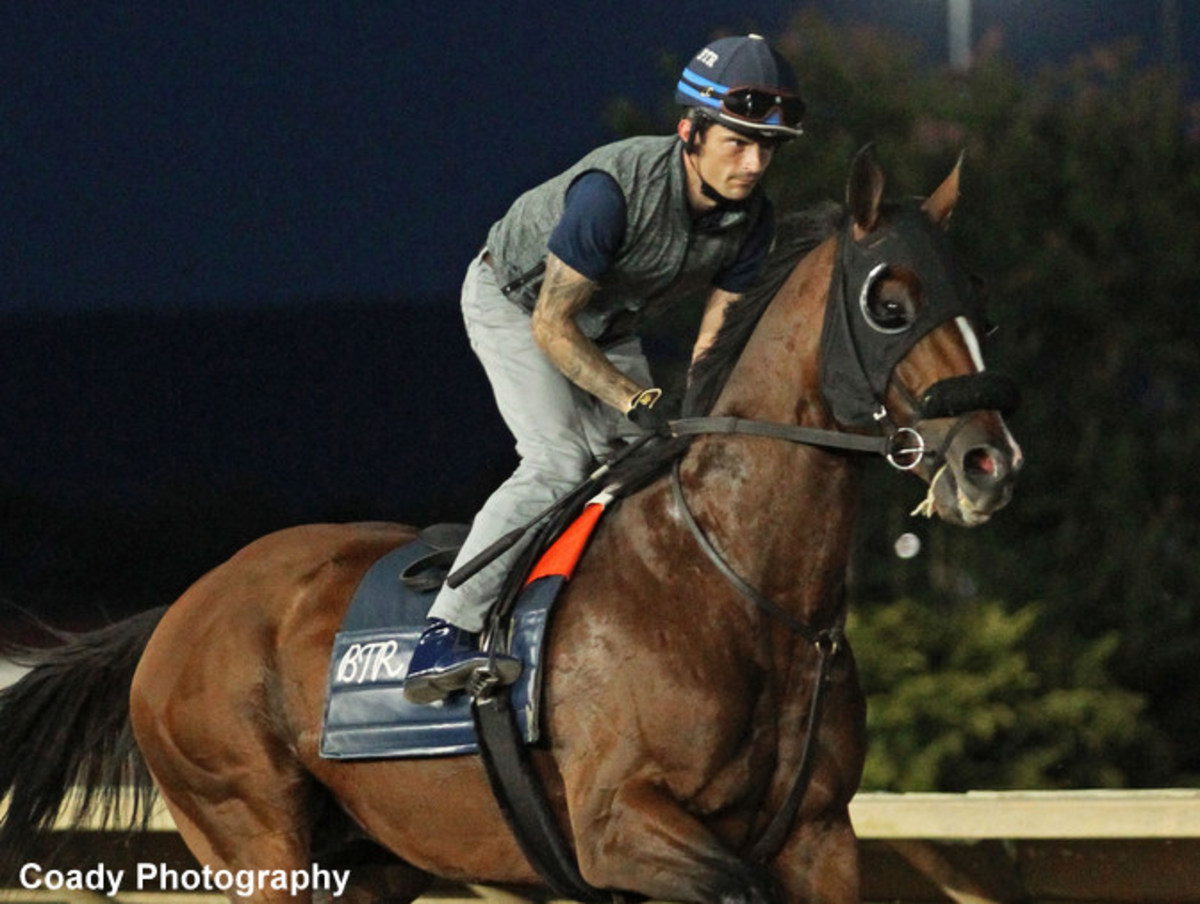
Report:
548,170,774,293
546,170,627,281
713,199,775,294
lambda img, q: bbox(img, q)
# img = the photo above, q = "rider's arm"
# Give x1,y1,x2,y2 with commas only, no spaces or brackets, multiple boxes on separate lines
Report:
532,172,651,414
530,252,646,413
691,198,774,364
691,287,743,364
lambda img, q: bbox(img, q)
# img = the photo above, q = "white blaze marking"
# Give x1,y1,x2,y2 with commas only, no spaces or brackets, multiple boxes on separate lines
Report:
954,315,985,371
955,315,1024,468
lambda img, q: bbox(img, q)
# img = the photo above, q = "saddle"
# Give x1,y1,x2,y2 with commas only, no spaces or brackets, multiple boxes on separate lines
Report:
319,500,614,902
319,501,608,760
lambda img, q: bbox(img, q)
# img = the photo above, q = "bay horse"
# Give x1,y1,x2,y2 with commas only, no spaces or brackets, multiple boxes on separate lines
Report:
0,147,1022,904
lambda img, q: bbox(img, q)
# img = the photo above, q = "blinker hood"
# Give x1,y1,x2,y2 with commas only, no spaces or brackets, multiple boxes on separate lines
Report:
818,205,988,427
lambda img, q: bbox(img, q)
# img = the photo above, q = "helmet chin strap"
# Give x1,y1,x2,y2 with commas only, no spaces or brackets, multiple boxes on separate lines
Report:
683,142,740,208
699,176,730,204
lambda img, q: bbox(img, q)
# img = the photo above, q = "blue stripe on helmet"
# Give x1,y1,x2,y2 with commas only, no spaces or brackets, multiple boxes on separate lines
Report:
676,80,722,111
681,67,731,94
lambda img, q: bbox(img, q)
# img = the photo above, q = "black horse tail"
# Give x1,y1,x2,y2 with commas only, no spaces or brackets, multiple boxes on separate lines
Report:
0,605,167,871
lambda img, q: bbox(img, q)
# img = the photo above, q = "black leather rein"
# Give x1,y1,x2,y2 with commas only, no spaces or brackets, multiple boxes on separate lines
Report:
670,414,927,470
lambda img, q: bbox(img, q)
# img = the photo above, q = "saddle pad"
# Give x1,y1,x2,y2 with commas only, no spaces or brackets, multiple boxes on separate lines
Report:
320,517,593,759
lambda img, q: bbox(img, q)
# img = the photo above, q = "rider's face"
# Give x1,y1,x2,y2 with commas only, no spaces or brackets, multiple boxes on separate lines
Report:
681,121,776,208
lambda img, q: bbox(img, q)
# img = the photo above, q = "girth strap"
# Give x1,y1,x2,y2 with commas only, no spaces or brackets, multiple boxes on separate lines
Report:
473,694,610,902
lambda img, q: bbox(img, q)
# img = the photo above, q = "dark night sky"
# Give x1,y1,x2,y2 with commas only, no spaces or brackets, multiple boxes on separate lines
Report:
1,0,1197,539
4,1,1194,315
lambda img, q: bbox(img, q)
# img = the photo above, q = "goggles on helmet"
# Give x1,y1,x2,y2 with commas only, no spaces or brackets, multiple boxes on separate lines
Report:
677,68,805,134
719,86,806,129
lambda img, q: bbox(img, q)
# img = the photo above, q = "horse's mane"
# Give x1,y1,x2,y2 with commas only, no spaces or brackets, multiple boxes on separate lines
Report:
608,200,843,494
682,200,844,418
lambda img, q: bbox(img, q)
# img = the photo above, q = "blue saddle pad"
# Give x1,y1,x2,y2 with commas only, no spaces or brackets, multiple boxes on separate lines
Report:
320,534,564,759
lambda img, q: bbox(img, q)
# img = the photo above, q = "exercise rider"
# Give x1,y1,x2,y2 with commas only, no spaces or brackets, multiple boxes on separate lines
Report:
403,34,806,705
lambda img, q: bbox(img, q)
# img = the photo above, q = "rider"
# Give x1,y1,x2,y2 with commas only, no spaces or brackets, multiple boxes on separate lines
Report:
403,34,806,705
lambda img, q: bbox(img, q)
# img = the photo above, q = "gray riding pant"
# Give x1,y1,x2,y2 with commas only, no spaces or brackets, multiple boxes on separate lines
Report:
428,252,651,632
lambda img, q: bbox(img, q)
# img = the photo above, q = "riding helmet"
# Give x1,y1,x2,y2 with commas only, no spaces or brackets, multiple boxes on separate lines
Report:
675,34,805,140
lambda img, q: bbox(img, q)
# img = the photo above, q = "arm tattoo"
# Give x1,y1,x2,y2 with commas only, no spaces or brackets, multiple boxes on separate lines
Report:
531,253,643,412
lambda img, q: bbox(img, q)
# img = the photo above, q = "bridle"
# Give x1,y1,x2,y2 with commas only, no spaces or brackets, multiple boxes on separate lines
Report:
662,209,1019,862
670,205,1019,472
670,413,926,470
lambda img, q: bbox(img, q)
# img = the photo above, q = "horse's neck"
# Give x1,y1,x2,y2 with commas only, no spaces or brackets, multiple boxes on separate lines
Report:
715,240,835,426
679,239,862,621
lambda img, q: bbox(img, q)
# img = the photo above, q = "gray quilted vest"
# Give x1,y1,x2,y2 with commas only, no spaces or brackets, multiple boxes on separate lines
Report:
485,135,767,342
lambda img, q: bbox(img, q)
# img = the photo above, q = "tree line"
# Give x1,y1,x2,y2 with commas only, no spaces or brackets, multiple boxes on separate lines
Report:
744,11,1200,789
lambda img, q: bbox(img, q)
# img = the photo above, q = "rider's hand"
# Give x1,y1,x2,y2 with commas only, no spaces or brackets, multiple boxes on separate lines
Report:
625,387,669,433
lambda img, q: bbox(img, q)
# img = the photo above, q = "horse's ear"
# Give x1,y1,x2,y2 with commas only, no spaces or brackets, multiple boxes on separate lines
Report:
923,150,964,228
848,143,885,240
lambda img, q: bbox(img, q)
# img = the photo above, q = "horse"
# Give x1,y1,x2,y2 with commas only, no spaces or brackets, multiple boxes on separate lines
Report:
0,146,1022,904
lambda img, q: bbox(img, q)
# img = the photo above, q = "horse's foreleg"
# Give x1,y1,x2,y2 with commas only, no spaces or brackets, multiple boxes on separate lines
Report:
570,779,776,904
770,812,859,904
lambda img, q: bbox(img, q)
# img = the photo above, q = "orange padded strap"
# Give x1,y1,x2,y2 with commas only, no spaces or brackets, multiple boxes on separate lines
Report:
525,502,607,584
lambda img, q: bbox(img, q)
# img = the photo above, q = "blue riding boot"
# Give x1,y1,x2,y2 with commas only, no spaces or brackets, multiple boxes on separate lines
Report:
402,618,521,705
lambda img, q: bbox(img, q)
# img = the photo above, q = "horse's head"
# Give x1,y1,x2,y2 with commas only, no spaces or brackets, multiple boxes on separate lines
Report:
820,145,1024,526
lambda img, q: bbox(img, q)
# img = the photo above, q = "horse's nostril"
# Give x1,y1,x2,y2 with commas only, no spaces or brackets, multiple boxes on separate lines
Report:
964,446,1000,481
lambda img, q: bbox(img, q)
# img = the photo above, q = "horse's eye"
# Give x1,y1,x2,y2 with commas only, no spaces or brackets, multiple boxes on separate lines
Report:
860,264,921,333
